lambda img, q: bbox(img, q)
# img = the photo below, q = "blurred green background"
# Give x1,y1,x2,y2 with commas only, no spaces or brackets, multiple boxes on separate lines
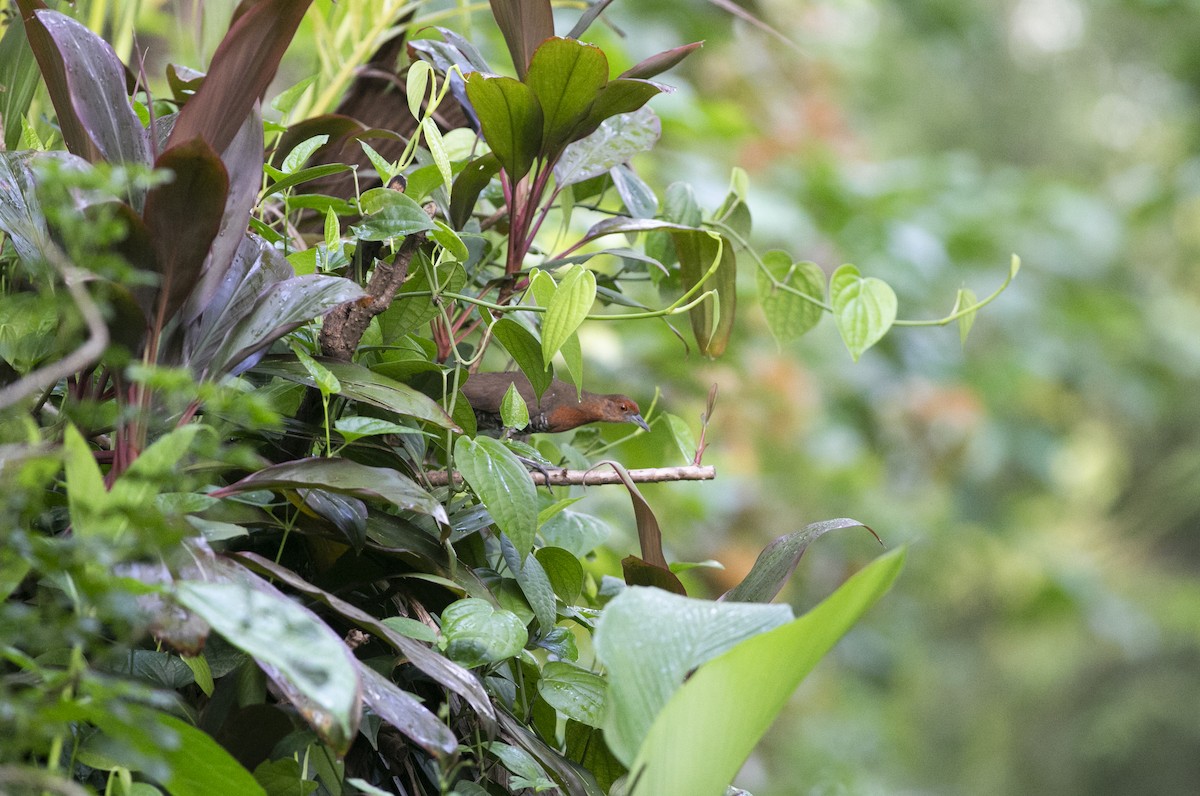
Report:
66,0,1200,792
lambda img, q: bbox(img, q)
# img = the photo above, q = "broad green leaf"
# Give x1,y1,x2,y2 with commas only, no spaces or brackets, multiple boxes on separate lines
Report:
454,435,538,556
253,357,458,429
541,266,596,368
353,187,435,241
490,317,552,398
293,345,340,395
525,38,609,157
830,263,898,361
359,140,395,184
213,457,448,526
281,134,328,174
377,257,467,342
554,107,661,188
593,587,794,765
333,416,418,443
500,382,531,430
535,546,584,605
449,152,501,229
429,220,469,262
254,758,318,796
111,425,205,508
499,534,557,633
441,598,528,667
720,518,877,603
175,578,360,753
575,79,664,142
140,711,267,796
540,509,612,557
539,661,605,726
629,549,907,795
757,250,825,344
463,73,542,181
270,74,317,116
181,654,214,696
486,741,550,786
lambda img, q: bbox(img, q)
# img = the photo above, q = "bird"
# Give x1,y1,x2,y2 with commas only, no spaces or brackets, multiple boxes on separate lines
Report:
462,372,651,435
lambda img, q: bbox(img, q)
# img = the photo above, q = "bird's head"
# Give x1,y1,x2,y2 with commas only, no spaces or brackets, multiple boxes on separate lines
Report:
600,395,651,432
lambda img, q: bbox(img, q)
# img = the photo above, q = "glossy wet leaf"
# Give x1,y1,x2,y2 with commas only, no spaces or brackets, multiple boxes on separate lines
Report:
174,578,360,754
353,187,435,241
831,263,898,361
539,661,605,726
554,107,661,187
213,457,447,526
441,598,528,667
757,250,825,345
463,73,541,181
593,586,794,766
629,549,906,795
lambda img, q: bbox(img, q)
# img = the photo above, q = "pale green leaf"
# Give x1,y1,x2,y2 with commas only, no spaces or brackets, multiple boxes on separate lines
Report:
406,60,432,120
629,549,906,796
538,661,605,726
830,263,898,361
500,382,531,430
956,287,979,346
282,134,328,175
454,436,538,556
541,266,596,368
757,251,825,345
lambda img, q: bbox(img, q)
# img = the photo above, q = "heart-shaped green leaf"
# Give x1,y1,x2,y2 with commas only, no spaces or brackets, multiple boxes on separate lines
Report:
757,250,825,345
830,263,897,361
441,598,528,667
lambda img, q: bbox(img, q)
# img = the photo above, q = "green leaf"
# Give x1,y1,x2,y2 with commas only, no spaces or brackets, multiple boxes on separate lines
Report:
575,78,664,141
429,220,469,262
540,509,611,557
629,549,907,795
254,758,318,796
463,73,542,181
955,287,979,346
0,10,42,152
487,0,554,80
281,134,328,174
449,152,501,229
422,117,454,197
554,107,661,188
500,382,531,430
441,598,528,667
353,187,435,241
610,163,658,219
830,263,898,361
757,250,825,344
454,436,538,556
619,41,704,80
491,317,552,398
181,655,214,696
672,230,737,357
254,357,458,429
535,546,584,605
406,60,433,119
359,140,395,185
358,662,457,757
381,616,437,644
270,74,317,116
213,457,448,526
593,587,794,765
664,413,696,464
721,519,878,603
541,265,596,368
63,423,113,538
175,578,361,753
525,38,609,157
292,345,340,395
539,661,605,727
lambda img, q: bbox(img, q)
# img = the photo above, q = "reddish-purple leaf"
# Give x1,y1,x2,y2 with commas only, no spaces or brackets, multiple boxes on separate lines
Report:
619,41,704,81
142,139,229,329
488,0,554,80
168,0,312,154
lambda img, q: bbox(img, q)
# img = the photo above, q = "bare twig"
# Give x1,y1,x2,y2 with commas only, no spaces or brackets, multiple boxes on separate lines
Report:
0,245,109,410
426,464,716,487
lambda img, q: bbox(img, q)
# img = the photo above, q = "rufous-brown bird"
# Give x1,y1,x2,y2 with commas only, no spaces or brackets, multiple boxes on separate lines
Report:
462,372,651,434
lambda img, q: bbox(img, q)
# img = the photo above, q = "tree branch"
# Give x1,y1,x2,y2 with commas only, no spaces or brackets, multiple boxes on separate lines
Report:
426,464,716,487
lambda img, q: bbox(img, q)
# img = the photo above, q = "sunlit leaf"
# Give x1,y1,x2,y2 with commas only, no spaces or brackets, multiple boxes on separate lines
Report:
541,265,596,368
594,587,794,765
629,549,906,795
525,37,609,157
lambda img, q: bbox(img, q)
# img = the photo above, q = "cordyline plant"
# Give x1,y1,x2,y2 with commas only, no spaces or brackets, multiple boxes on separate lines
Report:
0,0,1015,794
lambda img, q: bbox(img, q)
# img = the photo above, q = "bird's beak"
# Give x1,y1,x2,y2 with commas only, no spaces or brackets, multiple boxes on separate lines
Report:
631,414,651,432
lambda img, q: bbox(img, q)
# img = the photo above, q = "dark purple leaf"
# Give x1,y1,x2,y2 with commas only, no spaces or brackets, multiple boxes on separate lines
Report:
168,0,312,154
488,0,554,80
142,138,229,330
619,42,704,80
359,663,457,758
622,555,686,596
